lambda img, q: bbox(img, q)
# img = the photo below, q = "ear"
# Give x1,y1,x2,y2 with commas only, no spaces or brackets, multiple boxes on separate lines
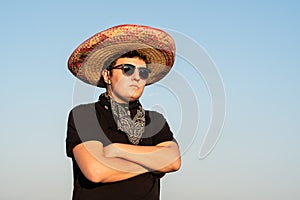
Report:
102,69,110,84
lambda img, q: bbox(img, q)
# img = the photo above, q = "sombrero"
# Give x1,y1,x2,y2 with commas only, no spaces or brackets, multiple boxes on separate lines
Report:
67,24,176,87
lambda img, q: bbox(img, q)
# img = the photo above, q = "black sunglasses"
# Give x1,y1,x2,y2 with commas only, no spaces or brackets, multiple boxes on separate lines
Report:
108,64,151,80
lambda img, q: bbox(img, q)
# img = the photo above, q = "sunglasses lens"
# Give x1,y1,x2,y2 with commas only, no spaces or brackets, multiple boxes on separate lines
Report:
112,64,150,80
122,64,135,76
139,68,150,80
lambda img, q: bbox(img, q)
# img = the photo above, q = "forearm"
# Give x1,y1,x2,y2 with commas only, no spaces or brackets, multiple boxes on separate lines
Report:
96,156,149,182
73,141,149,183
107,141,181,173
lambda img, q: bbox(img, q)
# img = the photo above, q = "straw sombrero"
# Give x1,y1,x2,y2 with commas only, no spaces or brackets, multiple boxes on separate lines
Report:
67,24,176,87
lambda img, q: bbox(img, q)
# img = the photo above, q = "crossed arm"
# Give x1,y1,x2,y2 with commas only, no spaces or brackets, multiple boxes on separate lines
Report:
104,141,181,173
73,140,181,183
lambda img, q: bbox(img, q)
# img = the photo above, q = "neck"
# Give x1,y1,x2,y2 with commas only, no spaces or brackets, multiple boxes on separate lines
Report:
107,88,139,104
106,92,127,105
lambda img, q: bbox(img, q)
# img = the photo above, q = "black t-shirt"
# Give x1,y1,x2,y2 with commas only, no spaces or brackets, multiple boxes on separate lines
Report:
66,96,174,200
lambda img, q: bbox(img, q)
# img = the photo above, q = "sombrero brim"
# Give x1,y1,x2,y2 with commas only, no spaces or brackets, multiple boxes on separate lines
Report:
68,24,175,87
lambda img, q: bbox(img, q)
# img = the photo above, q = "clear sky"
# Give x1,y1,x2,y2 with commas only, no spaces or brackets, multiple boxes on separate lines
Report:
1,0,299,199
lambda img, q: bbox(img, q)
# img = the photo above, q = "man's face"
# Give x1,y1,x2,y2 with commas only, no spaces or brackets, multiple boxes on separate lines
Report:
107,57,148,103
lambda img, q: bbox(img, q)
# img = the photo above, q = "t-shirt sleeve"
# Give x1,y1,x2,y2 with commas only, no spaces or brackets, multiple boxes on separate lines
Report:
146,111,175,145
65,104,109,157
65,109,82,158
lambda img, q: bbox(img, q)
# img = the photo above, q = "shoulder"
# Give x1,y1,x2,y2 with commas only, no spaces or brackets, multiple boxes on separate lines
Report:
68,102,98,116
146,110,166,121
145,110,168,129
144,110,174,143
70,102,97,113
67,102,99,125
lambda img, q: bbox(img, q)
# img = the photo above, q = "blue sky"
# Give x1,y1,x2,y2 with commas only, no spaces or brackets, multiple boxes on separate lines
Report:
1,1,299,199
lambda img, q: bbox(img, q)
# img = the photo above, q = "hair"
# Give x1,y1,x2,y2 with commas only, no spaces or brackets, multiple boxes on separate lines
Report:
106,50,149,69
98,50,149,87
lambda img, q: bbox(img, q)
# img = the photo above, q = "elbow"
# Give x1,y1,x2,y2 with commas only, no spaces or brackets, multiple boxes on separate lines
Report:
88,176,102,183
88,172,115,184
171,157,181,172
83,166,108,183
87,172,112,183
166,142,181,171
85,170,102,183
169,147,181,172
161,157,181,173
88,174,103,183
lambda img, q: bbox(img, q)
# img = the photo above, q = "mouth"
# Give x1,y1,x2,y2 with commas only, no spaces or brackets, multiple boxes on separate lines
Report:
129,85,140,89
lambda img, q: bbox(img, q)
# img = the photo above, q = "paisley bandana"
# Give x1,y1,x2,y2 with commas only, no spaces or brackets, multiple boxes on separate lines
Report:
104,93,145,145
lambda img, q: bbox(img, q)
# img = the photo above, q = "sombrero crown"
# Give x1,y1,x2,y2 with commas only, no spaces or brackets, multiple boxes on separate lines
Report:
68,24,176,87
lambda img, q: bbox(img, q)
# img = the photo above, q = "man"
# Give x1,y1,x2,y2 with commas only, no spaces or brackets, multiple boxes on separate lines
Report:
66,24,181,200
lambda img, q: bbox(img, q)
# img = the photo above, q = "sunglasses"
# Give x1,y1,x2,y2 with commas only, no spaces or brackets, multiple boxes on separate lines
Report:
108,64,151,80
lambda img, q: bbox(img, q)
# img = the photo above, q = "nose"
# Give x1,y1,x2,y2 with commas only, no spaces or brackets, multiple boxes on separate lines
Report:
131,68,141,81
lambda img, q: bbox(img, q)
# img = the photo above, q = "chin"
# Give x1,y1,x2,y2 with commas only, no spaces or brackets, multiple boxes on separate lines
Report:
128,89,143,101
129,95,141,102
129,93,142,102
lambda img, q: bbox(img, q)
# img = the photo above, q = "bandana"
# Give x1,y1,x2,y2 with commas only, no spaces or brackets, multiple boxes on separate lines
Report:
101,93,145,144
